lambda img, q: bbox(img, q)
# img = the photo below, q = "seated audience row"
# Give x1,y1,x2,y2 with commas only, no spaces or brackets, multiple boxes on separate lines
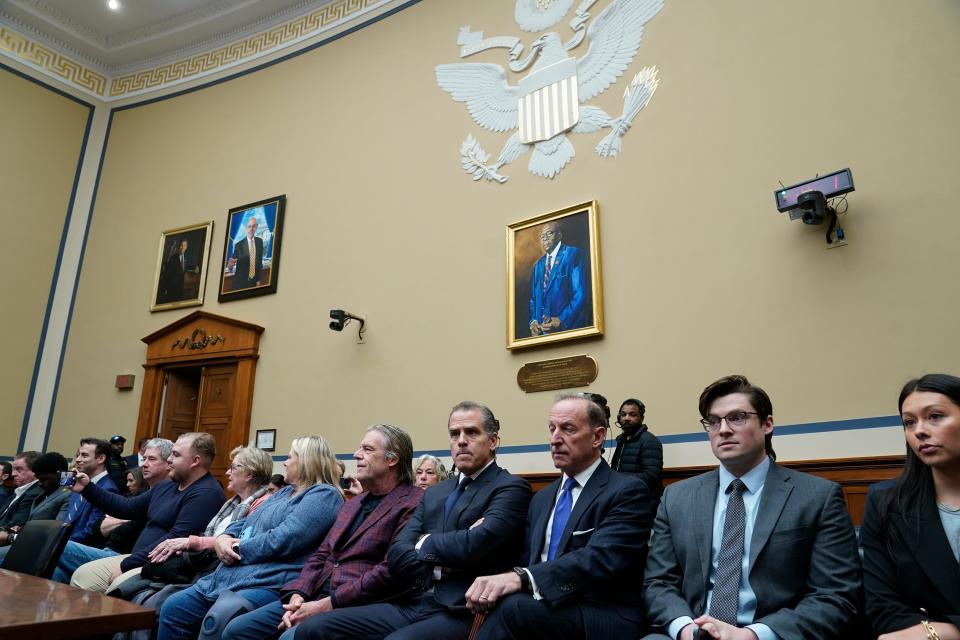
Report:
3,373,956,640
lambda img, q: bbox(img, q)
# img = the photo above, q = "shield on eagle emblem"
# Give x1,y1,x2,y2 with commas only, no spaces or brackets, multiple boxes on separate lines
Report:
517,58,580,144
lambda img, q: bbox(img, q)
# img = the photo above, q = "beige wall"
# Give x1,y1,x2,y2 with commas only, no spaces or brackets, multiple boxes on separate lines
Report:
49,0,960,468
0,68,90,455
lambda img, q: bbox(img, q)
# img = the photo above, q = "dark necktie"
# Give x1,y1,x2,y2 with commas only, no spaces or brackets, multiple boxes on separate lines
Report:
443,477,472,525
542,255,552,291
709,478,747,625
547,477,577,561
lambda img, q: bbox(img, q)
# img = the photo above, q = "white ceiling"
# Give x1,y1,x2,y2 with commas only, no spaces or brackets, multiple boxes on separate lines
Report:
0,0,336,72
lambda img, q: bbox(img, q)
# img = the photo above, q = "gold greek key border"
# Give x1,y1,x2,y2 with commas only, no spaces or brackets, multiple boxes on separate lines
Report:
0,26,107,96
109,0,378,97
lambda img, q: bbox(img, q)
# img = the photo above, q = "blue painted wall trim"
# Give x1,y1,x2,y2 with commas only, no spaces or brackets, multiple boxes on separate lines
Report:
264,414,904,461
40,111,115,453
3,61,97,454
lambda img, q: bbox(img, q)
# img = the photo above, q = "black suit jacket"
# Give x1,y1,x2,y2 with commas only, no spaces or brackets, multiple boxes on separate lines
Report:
232,236,264,289
388,461,531,609
526,459,652,638
861,480,960,634
0,483,44,529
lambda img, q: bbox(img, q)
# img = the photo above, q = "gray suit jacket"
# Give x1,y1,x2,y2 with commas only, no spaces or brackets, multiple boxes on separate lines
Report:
643,461,861,639
27,487,71,521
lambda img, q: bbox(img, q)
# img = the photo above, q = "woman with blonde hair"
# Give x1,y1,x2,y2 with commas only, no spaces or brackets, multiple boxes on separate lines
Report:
157,436,343,640
414,454,449,489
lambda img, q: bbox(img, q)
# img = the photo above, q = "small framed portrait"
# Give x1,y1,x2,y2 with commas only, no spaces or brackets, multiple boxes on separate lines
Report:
150,221,214,312
506,200,603,350
255,429,277,452
218,195,286,302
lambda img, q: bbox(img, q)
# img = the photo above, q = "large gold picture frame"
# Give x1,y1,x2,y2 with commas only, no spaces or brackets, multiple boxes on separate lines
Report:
150,221,214,312
507,200,603,350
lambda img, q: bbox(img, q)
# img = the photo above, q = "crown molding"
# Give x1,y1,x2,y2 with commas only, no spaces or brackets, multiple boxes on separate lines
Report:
1,0,399,101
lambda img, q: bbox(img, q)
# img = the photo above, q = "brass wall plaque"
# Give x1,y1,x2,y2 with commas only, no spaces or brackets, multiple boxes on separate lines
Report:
517,355,598,393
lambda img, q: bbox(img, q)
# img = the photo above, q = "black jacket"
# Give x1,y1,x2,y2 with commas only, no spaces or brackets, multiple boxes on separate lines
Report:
0,482,45,529
611,424,663,500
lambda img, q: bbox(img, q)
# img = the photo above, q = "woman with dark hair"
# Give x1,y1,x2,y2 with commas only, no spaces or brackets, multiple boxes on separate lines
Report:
861,373,960,639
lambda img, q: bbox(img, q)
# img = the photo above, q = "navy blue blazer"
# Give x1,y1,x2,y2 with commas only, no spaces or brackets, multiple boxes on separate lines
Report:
528,244,589,332
388,461,531,609
65,473,120,545
526,459,652,638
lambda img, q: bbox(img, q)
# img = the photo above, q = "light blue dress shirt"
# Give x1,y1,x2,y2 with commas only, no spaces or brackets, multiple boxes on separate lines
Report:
668,456,780,640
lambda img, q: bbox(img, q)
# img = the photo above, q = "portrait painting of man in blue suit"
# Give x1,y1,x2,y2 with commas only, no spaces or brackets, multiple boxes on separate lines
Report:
528,221,592,336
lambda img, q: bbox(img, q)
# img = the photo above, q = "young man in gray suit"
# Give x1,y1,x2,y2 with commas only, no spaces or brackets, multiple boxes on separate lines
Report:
642,375,861,640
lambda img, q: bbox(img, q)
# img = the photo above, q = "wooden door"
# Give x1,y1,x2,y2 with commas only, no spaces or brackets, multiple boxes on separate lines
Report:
160,368,201,441
197,364,238,481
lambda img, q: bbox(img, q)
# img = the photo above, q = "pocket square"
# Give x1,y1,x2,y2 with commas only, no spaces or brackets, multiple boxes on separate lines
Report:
572,528,595,536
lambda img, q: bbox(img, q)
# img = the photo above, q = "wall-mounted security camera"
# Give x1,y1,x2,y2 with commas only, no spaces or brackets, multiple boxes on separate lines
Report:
774,168,854,246
329,309,366,342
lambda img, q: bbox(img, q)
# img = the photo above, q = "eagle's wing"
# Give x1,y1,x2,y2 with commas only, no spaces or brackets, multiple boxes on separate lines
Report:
436,63,520,132
576,0,664,103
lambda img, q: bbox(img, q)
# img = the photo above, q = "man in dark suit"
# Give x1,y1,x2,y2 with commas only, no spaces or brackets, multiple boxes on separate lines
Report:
528,222,590,336
160,239,189,301
220,424,425,640
230,216,264,290
466,393,653,640
0,461,14,515
124,437,149,471
0,451,44,531
642,375,861,640
271,401,530,640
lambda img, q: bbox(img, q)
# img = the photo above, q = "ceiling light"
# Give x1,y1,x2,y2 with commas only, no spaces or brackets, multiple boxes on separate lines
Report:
107,0,120,10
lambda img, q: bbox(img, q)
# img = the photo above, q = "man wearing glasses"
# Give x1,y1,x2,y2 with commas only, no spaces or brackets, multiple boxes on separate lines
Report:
527,222,589,337
642,375,861,640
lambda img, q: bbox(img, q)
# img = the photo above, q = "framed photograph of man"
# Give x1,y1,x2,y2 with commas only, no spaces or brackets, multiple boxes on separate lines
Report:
218,195,286,302
150,221,214,312
506,200,603,350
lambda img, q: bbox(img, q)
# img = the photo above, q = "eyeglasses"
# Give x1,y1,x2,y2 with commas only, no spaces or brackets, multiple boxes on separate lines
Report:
227,463,245,472
700,411,759,431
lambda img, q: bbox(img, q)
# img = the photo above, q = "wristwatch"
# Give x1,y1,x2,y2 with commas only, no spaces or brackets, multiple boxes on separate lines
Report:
512,567,530,593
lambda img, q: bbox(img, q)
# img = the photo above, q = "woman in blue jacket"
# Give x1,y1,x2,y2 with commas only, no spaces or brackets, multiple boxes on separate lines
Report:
157,436,344,640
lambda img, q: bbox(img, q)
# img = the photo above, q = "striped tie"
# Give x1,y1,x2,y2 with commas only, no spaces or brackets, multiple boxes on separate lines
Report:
542,255,552,291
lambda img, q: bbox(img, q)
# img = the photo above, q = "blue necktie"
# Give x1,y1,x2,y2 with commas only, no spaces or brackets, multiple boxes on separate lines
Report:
443,477,472,525
547,477,577,561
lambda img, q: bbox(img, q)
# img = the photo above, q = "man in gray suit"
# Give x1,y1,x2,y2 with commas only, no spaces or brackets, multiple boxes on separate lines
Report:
643,375,860,640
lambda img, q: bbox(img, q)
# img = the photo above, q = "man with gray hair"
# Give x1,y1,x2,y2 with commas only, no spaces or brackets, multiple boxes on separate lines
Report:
53,433,225,592
466,393,653,640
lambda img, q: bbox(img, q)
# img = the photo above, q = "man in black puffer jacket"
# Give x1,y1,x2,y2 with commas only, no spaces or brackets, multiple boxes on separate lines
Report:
611,398,663,507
